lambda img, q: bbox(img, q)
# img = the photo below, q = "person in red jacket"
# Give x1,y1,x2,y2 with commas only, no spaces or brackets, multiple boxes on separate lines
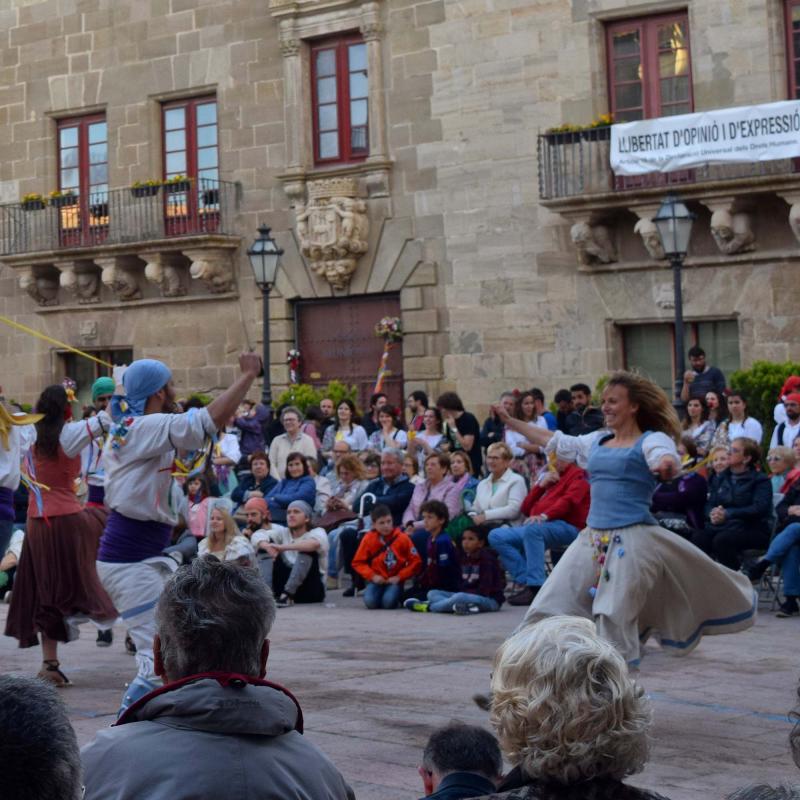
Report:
352,504,422,609
488,459,590,607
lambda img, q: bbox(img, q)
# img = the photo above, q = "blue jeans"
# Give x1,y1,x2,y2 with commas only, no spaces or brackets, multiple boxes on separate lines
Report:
489,520,579,587
326,524,348,577
426,589,499,613
363,582,403,609
767,522,800,597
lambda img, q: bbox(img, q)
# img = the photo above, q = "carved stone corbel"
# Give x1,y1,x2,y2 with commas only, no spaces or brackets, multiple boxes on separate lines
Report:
183,248,234,293
57,261,100,304
142,252,187,297
632,207,666,261
705,200,755,255
778,192,800,245
19,268,59,306
95,256,142,301
569,221,617,266
296,177,370,289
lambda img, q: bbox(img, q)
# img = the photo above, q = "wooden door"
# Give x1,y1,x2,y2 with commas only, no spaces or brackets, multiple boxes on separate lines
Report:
296,294,403,412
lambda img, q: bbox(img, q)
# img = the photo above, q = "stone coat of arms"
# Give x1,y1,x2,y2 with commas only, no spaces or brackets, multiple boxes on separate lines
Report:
295,177,369,289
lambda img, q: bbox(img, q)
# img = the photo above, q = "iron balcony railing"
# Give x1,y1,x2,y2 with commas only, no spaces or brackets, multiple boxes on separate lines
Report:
538,126,799,200
0,179,240,256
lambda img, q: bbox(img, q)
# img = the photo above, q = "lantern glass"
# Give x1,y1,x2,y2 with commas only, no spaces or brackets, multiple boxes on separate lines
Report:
653,194,695,258
247,225,282,287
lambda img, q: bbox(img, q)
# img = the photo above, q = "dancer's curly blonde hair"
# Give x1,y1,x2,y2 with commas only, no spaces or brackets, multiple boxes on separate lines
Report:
489,617,651,785
605,371,681,443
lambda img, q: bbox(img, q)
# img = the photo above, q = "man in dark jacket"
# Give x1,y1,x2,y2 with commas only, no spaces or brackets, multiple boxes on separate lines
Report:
81,558,354,800
692,437,773,570
564,383,605,436
418,723,501,800
339,448,414,595
489,460,590,606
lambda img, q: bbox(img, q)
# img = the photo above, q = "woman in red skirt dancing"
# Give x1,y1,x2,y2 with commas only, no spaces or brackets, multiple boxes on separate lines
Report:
5,385,116,686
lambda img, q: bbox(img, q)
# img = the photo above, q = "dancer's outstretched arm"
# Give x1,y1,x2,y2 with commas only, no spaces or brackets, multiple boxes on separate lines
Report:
492,404,554,448
206,353,263,430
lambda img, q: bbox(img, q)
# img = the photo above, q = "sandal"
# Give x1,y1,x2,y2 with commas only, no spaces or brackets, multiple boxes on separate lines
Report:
38,659,71,688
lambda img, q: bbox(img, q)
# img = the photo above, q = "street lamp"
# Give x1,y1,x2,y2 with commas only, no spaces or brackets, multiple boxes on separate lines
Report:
247,224,284,407
653,194,695,413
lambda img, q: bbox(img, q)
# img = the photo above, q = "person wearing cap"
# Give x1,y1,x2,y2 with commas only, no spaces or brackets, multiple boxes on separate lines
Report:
251,499,327,607
774,375,800,425
242,496,289,586
771,392,800,448
96,352,262,716
82,376,116,510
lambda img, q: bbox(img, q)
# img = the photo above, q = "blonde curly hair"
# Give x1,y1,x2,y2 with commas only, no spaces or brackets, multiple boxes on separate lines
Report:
489,617,651,785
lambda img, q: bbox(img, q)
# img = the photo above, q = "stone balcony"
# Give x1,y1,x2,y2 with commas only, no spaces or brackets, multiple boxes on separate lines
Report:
537,126,800,270
0,179,243,308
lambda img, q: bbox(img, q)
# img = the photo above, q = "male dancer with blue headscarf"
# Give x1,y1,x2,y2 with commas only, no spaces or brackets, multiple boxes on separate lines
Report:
97,352,262,714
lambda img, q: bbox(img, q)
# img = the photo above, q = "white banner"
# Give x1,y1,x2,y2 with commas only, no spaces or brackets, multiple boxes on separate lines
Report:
610,100,800,176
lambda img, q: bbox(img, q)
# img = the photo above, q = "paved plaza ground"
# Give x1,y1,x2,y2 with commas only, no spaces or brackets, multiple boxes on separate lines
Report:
1,593,799,799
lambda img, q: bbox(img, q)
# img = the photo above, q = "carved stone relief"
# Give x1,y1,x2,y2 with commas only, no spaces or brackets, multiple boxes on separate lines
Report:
707,203,755,255
183,248,234,293
57,262,100,304
95,256,142,301
295,177,369,289
633,217,666,261
142,252,187,297
569,222,617,266
19,269,58,306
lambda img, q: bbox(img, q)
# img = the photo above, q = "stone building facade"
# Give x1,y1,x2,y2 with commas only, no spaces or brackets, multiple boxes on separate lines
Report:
0,0,798,414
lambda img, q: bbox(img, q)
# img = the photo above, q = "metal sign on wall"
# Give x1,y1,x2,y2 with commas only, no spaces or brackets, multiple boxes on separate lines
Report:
610,99,800,176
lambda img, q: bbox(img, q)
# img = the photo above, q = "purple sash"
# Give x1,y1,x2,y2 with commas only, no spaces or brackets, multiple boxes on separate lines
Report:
0,487,14,522
87,484,105,506
98,510,173,564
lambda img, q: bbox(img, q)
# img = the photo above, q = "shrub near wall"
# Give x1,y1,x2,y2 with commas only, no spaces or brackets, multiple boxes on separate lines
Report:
729,361,800,447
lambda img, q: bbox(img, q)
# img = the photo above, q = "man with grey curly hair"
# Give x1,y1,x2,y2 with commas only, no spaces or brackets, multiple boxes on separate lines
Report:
81,557,354,800
473,616,669,800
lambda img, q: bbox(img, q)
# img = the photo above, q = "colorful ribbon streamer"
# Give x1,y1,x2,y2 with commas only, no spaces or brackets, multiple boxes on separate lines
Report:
373,341,393,393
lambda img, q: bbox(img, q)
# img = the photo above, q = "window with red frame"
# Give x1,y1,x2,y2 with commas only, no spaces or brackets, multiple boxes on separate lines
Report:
58,115,108,201
786,1,800,97
162,96,219,186
606,12,692,122
311,37,369,165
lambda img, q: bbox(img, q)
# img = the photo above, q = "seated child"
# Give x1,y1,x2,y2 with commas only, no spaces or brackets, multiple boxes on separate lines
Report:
352,504,422,610
423,525,504,614
0,528,23,600
404,500,460,610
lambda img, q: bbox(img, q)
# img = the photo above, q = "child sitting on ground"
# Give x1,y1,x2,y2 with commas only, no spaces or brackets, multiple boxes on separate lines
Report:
404,500,460,610
352,504,422,609
418,525,504,614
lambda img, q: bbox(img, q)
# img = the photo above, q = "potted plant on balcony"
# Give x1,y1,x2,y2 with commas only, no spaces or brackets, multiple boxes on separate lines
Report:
48,189,77,208
21,193,46,211
544,114,613,145
130,180,161,198
164,174,192,193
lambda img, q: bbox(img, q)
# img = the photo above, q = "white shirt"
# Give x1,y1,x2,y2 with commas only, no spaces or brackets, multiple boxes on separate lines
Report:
269,431,318,479
505,418,549,457
251,524,328,573
770,417,800,448
217,432,241,464
471,468,527,524
76,414,112,488
198,534,255,562
726,418,763,444
0,419,36,490
102,407,217,526
314,474,333,516
5,529,24,560
545,430,680,471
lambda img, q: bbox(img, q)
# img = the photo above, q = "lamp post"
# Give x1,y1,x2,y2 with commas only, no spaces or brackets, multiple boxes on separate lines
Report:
652,194,695,414
247,225,284,407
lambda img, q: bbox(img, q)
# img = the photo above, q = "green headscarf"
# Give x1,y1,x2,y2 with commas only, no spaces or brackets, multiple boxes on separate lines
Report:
91,376,116,402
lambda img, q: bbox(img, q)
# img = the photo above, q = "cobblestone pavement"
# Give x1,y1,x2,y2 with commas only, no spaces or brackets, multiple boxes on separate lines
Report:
2,594,798,799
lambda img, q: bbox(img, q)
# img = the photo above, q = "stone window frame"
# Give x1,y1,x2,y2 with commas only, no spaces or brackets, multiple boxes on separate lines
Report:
310,33,370,167
276,0,390,188
605,10,694,123
786,0,800,98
